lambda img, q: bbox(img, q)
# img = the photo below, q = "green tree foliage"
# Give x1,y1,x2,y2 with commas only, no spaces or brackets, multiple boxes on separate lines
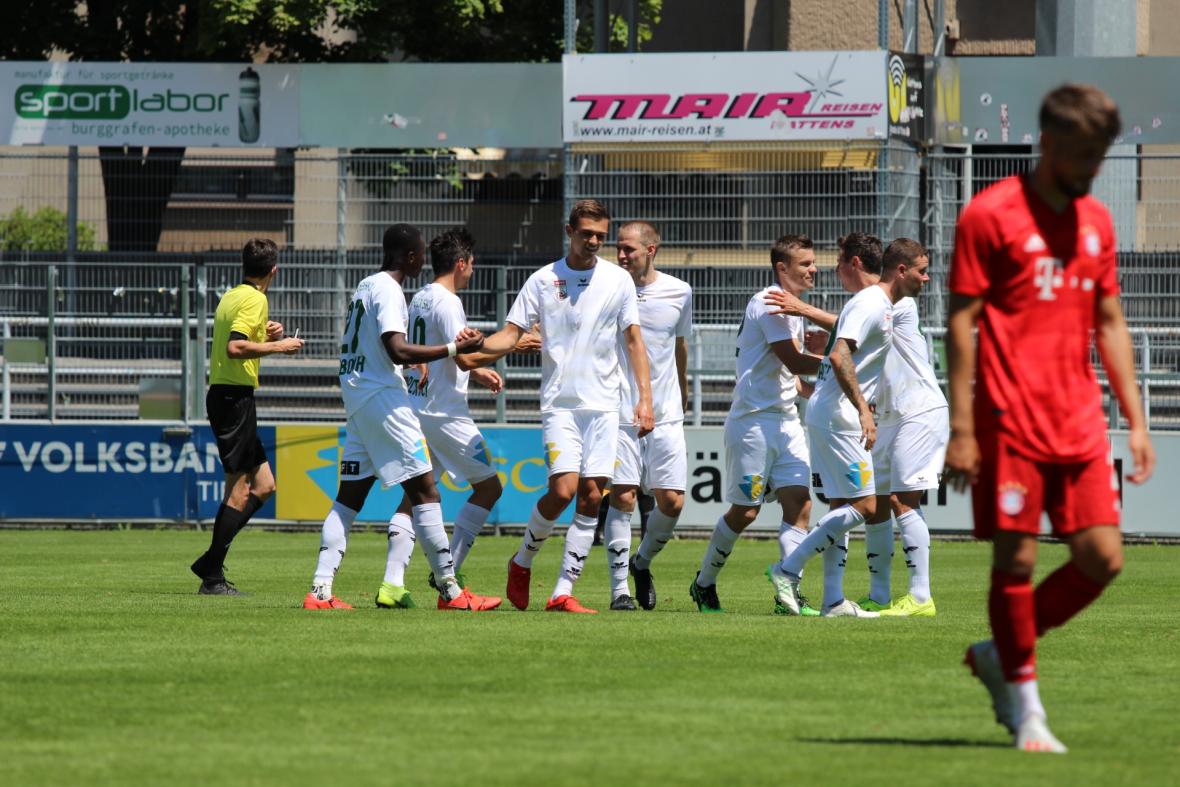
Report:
0,207,98,252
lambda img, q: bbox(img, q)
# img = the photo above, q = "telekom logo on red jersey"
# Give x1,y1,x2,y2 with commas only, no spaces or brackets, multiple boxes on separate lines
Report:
569,92,882,121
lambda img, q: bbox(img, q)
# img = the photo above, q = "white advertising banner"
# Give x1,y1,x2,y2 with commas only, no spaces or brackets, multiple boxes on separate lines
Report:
1,62,300,147
563,51,888,143
681,428,1170,537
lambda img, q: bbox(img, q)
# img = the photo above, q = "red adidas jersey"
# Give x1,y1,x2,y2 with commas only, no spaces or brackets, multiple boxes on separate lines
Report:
949,174,1119,463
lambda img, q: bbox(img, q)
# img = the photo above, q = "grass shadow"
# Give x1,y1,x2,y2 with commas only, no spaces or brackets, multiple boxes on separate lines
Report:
798,736,1011,749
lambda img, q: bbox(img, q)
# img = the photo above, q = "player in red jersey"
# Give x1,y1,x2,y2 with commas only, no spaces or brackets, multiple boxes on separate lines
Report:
945,84,1155,754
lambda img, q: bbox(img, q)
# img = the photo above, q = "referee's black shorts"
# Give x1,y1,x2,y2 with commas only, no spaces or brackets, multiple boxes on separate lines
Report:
206,384,269,475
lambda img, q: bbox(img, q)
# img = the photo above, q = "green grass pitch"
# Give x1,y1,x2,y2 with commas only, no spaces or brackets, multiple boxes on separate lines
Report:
1,530,1178,786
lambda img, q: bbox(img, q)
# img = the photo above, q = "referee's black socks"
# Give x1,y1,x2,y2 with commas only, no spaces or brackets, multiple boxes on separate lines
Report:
194,494,264,580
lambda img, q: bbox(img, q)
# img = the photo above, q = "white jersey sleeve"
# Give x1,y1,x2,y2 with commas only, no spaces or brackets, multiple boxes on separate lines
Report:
406,283,472,417
339,272,411,416
619,272,693,425
729,286,805,417
506,278,540,332
879,297,946,423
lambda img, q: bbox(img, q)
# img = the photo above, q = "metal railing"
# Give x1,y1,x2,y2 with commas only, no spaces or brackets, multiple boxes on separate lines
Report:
4,261,1179,429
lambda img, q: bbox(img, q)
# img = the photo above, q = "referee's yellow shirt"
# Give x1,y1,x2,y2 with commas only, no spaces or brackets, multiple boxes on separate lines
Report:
209,284,269,388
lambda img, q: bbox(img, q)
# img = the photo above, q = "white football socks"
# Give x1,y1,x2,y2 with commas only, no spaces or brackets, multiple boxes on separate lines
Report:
412,503,459,599
1010,679,1047,723
822,532,850,609
514,506,556,568
635,508,678,570
696,517,741,587
604,506,633,598
897,508,932,602
781,504,866,580
865,520,894,605
778,522,808,568
312,501,358,598
451,502,490,573
383,512,415,586
552,514,597,599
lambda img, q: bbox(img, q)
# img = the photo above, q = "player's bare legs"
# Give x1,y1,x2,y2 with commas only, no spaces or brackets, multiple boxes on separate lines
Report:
192,461,276,590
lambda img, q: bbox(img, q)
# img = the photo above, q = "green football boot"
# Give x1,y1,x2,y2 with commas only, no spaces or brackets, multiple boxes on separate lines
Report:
375,582,416,609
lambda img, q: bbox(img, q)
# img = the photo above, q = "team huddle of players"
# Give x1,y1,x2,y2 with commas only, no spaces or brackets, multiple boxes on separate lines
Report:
300,203,946,621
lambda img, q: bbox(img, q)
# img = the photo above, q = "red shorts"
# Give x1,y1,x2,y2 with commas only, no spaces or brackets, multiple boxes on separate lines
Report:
972,435,1120,539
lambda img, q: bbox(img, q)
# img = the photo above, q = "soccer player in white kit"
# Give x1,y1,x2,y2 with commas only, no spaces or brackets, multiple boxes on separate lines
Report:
473,200,655,614
380,228,538,606
302,224,501,612
688,235,827,614
766,232,900,618
859,238,947,617
603,221,692,611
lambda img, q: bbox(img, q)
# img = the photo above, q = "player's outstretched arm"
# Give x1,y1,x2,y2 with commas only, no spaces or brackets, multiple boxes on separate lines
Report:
227,335,303,358
943,293,983,493
1096,295,1156,484
470,367,504,394
455,323,525,370
624,324,655,437
829,337,875,449
383,327,483,365
764,290,837,331
771,338,823,376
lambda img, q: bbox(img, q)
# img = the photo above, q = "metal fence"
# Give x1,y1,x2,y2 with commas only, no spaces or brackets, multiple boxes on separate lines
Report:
3,258,1179,429
2,142,1180,427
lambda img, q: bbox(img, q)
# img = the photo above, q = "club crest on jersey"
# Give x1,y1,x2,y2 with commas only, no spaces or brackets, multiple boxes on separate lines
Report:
739,473,765,501
1082,225,1101,257
998,482,1027,516
845,461,872,490
554,279,568,300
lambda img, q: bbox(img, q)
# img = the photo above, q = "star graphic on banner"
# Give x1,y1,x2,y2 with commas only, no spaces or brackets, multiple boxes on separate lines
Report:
796,56,846,112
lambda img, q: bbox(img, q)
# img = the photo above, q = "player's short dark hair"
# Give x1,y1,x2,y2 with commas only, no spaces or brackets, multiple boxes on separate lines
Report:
430,228,476,277
620,220,661,248
838,232,884,275
883,238,928,271
241,238,278,278
1040,84,1121,145
382,223,423,271
568,199,611,228
770,234,814,272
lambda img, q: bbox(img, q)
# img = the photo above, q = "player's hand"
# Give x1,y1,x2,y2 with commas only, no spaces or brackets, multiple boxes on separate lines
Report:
455,328,484,353
471,367,503,394
413,363,429,383
275,337,303,354
764,289,807,317
858,406,877,450
943,431,981,493
1126,428,1155,484
804,329,829,355
265,321,284,340
635,400,655,438
514,332,542,353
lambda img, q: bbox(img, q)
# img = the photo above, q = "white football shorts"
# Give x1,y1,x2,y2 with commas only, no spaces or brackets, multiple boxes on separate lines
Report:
340,388,432,488
872,407,949,493
723,411,811,505
416,412,498,486
809,424,876,499
613,421,688,492
542,409,620,478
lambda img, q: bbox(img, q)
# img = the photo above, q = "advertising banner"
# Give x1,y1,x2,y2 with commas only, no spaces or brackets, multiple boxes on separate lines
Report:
563,51,888,143
0,423,275,520
0,424,1169,536
886,52,927,144
298,63,560,149
1,62,300,147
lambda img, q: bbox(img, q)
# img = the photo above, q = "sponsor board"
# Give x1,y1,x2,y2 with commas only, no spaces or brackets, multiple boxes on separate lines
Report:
2,62,299,147
886,52,927,143
564,51,888,143
0,424,1169,536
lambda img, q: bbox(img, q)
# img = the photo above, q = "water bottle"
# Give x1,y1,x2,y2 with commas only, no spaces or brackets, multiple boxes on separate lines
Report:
238,67,260,143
